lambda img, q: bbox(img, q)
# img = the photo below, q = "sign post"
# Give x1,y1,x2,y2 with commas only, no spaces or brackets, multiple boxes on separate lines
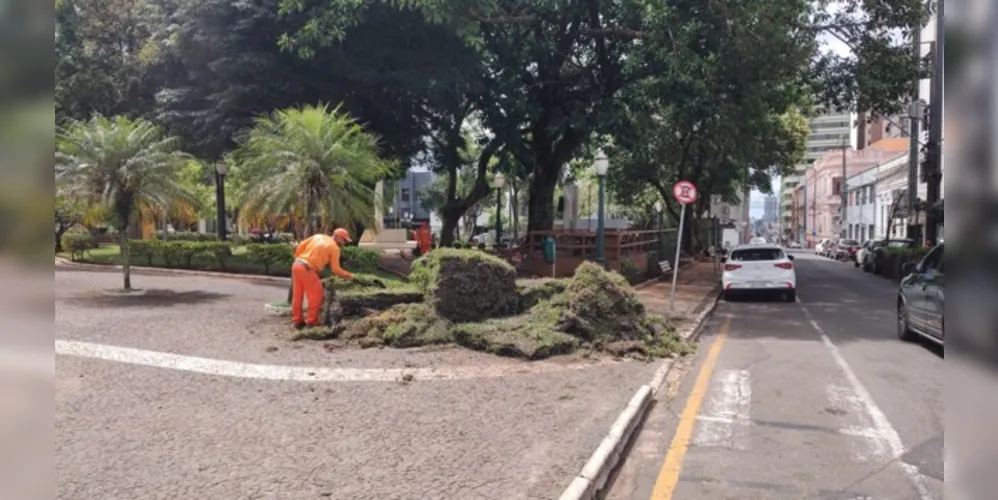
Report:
670,180,698,311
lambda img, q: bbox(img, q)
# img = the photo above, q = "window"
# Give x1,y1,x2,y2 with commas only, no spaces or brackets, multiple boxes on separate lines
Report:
400,188,411,201
832,177,843,195
869,224,875,239
919,245,944,273
730,248,785,261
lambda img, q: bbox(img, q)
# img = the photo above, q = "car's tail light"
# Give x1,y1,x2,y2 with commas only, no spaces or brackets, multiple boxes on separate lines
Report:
774,262,793,270
724,264,742,271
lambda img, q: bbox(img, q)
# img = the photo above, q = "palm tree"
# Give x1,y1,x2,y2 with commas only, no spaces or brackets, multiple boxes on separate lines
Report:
234,104,395,238
56,115,198,291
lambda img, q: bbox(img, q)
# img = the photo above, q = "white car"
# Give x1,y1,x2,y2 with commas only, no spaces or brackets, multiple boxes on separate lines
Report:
815,238,833,256
854,240,875,268
749,237,768,245
722,244,797,302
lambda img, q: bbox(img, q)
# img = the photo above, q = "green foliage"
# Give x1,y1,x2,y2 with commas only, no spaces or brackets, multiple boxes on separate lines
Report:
410,248,518,322
340,246,380,273
234,104,396,235
128,240,157,266
61,231,96,261
159,231,219,242
245,244,296,274
55,115,198,232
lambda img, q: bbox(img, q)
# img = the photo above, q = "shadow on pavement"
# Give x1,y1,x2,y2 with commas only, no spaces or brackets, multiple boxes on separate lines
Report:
65,289,230,308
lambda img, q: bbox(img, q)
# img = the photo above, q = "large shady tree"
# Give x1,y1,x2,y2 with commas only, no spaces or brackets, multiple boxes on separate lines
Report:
55,115,198,291
234,104,396,238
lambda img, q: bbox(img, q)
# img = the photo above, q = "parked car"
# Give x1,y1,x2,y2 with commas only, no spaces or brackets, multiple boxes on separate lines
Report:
897,242,944,344
854,240,876,268
863,238,916,274
786,240,802,249
749,236,768,245
836,239,861,261
815,238,833,256
721,244,797,302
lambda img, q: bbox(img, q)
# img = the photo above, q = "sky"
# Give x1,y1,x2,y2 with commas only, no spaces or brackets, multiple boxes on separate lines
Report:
748,27,853,218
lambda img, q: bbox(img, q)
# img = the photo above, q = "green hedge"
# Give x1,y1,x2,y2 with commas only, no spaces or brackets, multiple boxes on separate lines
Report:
117,239,381,276
876,246,932,280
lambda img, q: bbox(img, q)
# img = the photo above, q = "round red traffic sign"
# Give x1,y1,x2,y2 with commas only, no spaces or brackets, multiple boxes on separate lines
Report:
672,180,698,204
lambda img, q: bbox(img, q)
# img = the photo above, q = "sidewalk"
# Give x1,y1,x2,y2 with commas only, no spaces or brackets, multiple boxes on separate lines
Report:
636,260,721,337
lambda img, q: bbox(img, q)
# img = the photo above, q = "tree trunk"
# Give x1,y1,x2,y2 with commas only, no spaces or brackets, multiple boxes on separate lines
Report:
55,224,69,253
118,229,132,291
526,168,559,234
510,178,519,242
439,210,460,247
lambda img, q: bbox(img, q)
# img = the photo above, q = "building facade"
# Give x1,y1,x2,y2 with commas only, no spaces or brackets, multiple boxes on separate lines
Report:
763,195,778,223
795,145,900,244
875,152,926,240
384,170,435,227
843,167,879,242
780,110,854,238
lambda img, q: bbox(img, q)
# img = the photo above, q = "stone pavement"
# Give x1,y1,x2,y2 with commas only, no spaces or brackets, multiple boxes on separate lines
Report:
635,260,721,336
55,268,665,499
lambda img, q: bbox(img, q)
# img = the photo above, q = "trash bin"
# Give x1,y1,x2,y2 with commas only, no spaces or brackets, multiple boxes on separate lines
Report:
542,236,556,264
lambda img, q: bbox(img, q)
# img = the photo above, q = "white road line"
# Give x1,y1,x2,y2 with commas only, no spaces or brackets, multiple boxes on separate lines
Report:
694,369,751,449
797,297,936,500
826,384,889,462
54,340,613,382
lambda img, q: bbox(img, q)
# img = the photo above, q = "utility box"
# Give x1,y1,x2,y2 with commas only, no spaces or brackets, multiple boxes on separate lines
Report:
543,236,556,264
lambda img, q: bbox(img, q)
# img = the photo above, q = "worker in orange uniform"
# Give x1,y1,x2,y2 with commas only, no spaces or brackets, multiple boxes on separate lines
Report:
415,222,432,256
291,227,354,328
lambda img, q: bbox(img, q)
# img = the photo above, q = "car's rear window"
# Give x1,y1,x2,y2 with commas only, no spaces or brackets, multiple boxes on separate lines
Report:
886,240,911,248
841,240,859,246
730,248,785,261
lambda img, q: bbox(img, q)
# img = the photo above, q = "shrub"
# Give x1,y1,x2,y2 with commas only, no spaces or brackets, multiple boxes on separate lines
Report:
340,246,379,273
194,241,233,270
229,234,251,246
128,240,158,266
245,243,294,274
61,231,95,261
410,248,518,322
159,231,218,242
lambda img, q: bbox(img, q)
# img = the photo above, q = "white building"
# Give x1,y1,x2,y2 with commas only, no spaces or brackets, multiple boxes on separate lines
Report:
874,151,926,240
843,168,878,242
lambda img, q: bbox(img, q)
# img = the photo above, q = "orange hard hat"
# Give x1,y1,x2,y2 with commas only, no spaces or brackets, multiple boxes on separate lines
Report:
332,227,352,242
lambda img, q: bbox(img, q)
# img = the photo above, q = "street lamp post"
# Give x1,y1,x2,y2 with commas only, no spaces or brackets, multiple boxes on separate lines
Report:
214,161,228,240
593,149,609,267
493,173,505,247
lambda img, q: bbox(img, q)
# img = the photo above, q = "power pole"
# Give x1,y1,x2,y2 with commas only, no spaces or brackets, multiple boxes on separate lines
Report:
924,1,944,245
840,142,848,239
906,18,922,243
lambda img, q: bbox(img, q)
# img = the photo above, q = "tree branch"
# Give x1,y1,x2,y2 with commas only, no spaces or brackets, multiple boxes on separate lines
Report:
466,10,646,39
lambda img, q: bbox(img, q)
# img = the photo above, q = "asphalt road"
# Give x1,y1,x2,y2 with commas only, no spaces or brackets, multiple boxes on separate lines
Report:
54,268,662,500
607,251,944,500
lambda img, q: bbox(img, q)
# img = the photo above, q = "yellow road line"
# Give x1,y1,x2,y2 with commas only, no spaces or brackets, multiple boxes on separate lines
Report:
650,316,731,500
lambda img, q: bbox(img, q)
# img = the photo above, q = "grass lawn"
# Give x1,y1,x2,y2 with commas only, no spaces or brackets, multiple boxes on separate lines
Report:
59,244,406,284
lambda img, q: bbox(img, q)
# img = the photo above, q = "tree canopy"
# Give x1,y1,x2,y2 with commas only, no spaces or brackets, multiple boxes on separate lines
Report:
55,0,935,244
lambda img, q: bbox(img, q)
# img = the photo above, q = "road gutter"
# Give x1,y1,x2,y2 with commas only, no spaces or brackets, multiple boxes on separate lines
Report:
558,285,722,500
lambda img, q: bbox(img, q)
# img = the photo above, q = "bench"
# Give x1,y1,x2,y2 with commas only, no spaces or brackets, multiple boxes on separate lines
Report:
357,228,417,250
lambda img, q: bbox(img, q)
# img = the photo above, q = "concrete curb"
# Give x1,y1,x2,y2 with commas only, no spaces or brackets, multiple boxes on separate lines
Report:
558,284,723,500
56,261,292,284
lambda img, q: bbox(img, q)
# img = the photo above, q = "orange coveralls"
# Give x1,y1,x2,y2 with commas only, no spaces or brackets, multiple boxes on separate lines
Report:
291,234,353,325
